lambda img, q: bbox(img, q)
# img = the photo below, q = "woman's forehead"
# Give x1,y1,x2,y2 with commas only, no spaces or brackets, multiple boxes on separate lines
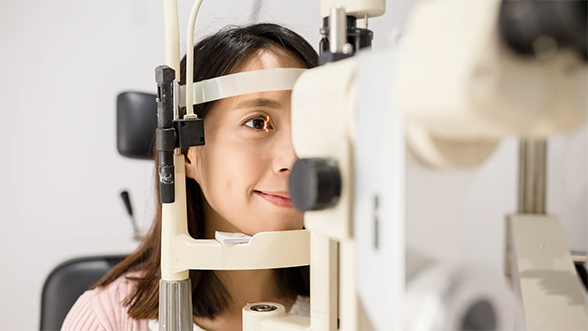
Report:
234,48,306,73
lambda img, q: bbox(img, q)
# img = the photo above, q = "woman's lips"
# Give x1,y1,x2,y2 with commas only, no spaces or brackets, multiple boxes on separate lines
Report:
254,191,293,208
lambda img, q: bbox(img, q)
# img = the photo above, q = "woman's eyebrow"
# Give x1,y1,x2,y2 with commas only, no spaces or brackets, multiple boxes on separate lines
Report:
234,98,282,110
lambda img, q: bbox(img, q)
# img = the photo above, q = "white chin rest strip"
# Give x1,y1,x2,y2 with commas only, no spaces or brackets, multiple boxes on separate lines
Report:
179,68,306,107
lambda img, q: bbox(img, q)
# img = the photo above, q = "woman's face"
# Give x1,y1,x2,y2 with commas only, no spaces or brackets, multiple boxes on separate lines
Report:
185,48,305,236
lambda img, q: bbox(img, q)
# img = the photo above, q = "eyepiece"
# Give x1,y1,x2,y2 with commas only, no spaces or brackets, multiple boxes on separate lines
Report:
499,0,587,60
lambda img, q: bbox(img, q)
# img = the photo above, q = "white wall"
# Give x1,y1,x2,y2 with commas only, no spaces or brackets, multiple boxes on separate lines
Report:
0,1,585,330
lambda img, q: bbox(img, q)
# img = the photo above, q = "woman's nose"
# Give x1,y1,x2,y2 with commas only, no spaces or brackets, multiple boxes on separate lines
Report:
273,128,298,175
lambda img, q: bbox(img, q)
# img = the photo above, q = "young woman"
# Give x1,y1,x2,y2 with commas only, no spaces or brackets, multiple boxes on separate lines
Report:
62,23,318,331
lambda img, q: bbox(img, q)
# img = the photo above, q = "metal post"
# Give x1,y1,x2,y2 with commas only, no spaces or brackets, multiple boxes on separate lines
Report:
329,6,346,54
159,279,193,331
517,139,547,214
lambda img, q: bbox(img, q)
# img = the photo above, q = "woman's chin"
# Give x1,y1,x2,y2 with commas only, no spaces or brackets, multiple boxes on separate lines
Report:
247,220,304,235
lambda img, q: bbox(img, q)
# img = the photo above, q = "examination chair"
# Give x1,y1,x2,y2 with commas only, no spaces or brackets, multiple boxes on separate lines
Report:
39,91,157,331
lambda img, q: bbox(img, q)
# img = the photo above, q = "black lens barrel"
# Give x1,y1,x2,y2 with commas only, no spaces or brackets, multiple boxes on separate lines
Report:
499,0,587,60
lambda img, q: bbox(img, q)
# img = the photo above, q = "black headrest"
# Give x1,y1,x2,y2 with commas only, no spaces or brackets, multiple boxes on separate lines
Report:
116,91,157,160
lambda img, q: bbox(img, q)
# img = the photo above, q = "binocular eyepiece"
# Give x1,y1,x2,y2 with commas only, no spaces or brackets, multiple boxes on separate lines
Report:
499,0,587,60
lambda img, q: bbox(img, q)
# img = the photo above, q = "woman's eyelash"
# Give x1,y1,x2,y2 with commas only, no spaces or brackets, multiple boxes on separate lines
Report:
243,115,273,131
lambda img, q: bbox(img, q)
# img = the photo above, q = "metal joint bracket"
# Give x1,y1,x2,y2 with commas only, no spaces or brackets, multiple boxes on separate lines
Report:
173,118,205,148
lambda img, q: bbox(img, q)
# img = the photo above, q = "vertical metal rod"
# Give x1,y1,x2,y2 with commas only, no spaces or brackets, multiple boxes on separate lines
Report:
329,6,346,54
159,279,193,331
518,139,547,214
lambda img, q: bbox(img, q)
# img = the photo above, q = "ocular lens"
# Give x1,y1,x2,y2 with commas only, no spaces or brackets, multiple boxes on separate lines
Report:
499,0,587,60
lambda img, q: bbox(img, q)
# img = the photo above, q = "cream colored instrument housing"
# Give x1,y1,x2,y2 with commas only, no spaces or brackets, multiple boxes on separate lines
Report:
320,0,385,18
291,58,356,241
397,0,587,167
506,214,588,330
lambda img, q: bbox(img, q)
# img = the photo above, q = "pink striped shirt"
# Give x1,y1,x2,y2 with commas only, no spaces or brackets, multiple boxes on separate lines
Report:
61,274,147,331
61,274,310,331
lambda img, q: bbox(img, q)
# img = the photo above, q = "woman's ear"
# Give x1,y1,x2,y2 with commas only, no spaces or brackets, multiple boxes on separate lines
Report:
184,147,200,182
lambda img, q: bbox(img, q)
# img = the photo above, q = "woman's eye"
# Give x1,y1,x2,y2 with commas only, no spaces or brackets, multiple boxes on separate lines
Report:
244,116,272,131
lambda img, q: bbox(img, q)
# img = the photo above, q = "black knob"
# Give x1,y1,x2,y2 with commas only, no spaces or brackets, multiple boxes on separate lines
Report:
498,0,587,60
289,158,342,212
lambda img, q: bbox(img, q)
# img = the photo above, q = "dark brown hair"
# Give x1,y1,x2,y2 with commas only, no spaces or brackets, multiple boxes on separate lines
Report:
92,23,318,320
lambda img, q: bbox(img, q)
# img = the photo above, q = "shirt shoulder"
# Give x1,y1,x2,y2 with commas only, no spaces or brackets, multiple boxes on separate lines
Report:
61,273,148,331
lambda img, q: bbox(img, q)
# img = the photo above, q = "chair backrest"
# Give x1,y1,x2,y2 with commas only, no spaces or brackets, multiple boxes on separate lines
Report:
40,255,126,331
